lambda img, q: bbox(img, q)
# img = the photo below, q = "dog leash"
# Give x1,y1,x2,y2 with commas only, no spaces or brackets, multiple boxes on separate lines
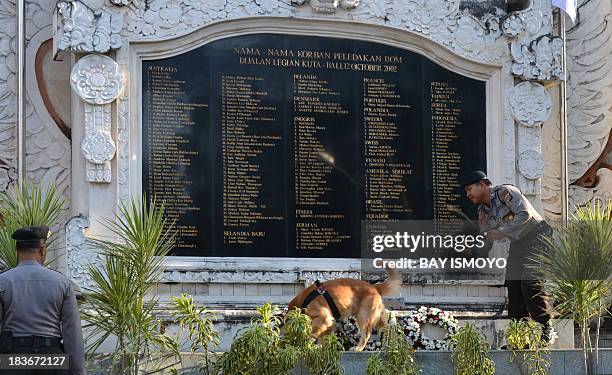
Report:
301,280,342,320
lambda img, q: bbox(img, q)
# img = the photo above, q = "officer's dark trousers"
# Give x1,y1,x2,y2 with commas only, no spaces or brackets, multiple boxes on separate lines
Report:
0,336,67,375
505,221,553,326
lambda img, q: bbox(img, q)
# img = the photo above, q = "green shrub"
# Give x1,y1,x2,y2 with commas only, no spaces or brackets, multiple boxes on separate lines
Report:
215,304,343,375
171,293,220,374
450,323,494,375
505,319,550,375
304,333,343,375
529,201,612,375
366,323,420,375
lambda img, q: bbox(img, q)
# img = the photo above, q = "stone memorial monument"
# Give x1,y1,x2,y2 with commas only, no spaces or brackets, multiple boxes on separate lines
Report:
11,0,612,350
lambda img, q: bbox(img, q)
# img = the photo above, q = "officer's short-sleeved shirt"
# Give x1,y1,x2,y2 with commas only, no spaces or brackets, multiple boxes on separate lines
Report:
0,260,86,374
478,184,543,240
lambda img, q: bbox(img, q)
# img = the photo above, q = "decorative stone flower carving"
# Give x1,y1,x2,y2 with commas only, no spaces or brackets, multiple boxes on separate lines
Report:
518,149,545,180
81,131,116,164
501,13,524,37
70,54,124,105
509,82,552,127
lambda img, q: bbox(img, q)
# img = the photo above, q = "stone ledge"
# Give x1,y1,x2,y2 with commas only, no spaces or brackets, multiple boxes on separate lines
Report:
87,349,612,374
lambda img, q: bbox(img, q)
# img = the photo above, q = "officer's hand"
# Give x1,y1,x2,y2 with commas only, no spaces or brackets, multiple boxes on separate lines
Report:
486,229,507,241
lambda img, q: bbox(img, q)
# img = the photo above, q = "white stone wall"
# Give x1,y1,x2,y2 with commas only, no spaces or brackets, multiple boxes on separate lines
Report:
542,0,612,218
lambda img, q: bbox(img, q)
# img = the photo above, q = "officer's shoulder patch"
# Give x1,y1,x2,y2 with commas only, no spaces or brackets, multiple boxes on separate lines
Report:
496,186,513,204
502,189,512,202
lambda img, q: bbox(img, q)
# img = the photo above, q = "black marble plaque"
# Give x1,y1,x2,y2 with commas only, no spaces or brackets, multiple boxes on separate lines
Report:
142,34,487,257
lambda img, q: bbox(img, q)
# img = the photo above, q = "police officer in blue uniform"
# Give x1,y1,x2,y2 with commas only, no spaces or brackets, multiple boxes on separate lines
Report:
0,226,86,374
460,171,553,344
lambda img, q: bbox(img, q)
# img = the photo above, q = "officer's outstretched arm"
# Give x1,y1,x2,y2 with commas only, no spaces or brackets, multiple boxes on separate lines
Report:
61,283,86,375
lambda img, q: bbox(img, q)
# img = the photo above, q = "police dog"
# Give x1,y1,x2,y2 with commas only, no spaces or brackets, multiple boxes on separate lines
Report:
287,268,401,351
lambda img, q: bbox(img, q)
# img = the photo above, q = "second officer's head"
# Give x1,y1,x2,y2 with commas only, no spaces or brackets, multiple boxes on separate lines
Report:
460,171,492,205
11,226,50,264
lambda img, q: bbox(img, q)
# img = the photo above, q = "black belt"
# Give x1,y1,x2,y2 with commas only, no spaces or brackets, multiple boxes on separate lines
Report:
301,280,342,319
12,336,62,348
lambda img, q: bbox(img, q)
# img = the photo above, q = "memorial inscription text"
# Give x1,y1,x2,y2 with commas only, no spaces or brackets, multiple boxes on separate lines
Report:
142,34,486,257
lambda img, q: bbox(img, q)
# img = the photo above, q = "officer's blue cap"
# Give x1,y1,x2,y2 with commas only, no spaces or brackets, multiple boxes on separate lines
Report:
459,171,490,187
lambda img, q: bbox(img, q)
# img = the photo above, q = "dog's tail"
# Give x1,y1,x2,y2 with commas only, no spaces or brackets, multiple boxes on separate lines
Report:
374,267,402,296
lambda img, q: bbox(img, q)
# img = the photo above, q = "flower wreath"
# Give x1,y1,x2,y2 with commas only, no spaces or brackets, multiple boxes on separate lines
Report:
397,306,458,350
334,307,458,351
335,317,384,351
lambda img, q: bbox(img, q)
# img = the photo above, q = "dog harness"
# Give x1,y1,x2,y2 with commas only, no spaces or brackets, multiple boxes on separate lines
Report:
300,280,341,319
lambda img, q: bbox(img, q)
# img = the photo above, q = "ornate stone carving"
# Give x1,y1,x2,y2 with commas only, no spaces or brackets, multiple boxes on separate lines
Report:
56,0,123,53
501,13,524,37
0,164,16,192
518,149,544,180
70,54,125,105
451,15,488,56
511,35,563,81
71,54,124,183
160,270,299,283
0,0,72,243
109,0,132,6
300,271,361,287
570,170,612,211
65,216,104,290
292,0,359,13
81,130,116,164
82,104,114,182
116,94,130,204
118,0,539,67
508,81,552,127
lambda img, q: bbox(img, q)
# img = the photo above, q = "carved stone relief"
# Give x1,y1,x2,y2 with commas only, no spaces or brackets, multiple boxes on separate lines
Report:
56,0,123,53
541,0,612,217
511,35,563,81
508,81,551,196
300,271,361,287
518,149,545,180
65,216,104,290
292,0,360,13
70,54,124,183
509,81,552,127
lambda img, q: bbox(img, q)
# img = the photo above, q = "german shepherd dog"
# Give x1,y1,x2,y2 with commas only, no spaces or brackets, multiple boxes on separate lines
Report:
287,268,401,351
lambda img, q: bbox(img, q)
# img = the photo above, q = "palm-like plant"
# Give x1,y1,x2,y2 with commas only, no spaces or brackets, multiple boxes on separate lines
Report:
529,201,612,375
82,197,179,374
0,182,64,269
